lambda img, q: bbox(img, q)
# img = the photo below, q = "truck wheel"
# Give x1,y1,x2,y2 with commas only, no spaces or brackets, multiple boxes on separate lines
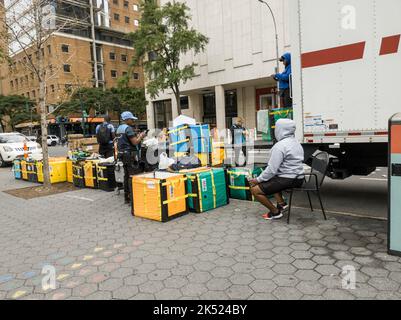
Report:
0,154,6,168
51,141,57,147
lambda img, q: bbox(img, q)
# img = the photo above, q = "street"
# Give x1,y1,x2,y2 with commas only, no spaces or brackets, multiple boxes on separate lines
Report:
0,152,398,300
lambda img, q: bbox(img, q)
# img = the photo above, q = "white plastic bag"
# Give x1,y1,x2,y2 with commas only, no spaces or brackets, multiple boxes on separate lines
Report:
159,152,175,170
143,137,159,148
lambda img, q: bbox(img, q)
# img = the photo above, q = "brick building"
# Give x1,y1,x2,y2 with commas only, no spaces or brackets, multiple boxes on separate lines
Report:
0,0,144,135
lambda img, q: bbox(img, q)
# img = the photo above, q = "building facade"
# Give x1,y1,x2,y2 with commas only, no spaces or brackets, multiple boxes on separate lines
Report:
146,0,291,131
0,0,144,133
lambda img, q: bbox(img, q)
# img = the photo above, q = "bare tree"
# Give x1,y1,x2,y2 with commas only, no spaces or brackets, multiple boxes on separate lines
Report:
0,0,90,188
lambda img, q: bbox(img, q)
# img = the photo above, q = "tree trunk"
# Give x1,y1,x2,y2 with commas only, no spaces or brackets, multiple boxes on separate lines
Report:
174,90,181,116
38,55,51,188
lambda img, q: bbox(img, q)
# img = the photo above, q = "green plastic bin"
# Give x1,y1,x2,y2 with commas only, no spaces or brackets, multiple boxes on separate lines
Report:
186,168,229,213
227,167,264,201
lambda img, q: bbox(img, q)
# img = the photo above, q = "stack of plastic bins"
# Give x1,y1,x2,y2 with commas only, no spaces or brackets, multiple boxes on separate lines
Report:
12,159,22,180
27,160,38,183
131,172,188,222
211,140,225,167
190,124,212,167
72,161,85,188
37,159,67,184
169,125,190,155
227,167,264,201
21,160,29,181
97,163,117,192
83,160,100,189
186,168,229,213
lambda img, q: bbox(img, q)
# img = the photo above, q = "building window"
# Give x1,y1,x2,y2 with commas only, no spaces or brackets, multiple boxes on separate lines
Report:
154,100,173,129
124,1,129,8
134,19,139,26
122,71,128,76
111,70,117,78
113,0,118,5
132,72,139,80
133,4,139,11
27,92,30,98
114,13,120,21
10,80,13,88
50,85,55,93
63,64,71,72
47,45,51,54
121,54,127,62
32,90,36,98
180,96,189,110
61,44,69,53
109,52,116,60
125,16,130,23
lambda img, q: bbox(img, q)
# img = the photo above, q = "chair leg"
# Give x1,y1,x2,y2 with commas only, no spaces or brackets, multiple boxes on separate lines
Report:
307,191,313,212
287,190,294,224
317,190,327,220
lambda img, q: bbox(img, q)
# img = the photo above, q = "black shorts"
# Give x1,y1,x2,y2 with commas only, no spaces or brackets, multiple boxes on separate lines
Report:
259,176,303,195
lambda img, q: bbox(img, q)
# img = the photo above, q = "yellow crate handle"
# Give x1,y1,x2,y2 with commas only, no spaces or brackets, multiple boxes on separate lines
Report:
168,126,188,134
229,185,250,190
188,193,198,198
163,194,188,205
170,138,190,147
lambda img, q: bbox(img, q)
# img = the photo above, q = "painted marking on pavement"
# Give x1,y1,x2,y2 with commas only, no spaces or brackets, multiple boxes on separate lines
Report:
70,263,83,270
94,247,104,253
12,290,27,299
83,255,94,261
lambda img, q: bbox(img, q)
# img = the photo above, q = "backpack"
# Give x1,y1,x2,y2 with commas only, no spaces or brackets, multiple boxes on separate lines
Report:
97,124,112,145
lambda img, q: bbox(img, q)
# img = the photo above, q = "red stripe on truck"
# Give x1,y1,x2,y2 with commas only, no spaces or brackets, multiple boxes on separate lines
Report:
380,35,400,55
301,42,366,68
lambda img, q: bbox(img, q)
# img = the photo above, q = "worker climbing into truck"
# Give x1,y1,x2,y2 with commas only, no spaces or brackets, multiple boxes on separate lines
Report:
272,52,292,108
249,118,304,220
117,111,146,204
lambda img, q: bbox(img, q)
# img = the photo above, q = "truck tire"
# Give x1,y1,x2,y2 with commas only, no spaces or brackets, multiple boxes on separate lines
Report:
51,141,57,147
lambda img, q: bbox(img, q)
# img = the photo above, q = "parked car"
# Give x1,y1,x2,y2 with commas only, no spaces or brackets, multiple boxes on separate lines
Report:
0,133,42,167
26,136,37,142
47,135,60,146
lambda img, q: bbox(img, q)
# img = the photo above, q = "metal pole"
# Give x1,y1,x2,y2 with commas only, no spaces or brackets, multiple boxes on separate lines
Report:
258,0,281,108
79,89,86,136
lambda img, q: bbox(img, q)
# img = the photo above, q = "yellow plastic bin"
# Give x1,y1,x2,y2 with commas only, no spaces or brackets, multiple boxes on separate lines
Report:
21,160,29,181
195,153,211,167
212,141,225,167
84,160,100,189
132,172,188,222
66,159,73,183
37,160,67,184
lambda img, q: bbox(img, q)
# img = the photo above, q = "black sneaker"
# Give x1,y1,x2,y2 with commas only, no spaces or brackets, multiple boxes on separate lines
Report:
277,202,289,212
263,211,283,220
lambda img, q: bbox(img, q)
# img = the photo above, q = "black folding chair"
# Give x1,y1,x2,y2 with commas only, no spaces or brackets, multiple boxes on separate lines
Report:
287,151,330,224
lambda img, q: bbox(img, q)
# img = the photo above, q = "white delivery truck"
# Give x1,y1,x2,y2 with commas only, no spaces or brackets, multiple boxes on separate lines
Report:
289,0,401,179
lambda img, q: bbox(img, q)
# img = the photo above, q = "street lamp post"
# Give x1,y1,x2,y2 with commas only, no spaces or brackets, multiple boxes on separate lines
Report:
258,0,281,108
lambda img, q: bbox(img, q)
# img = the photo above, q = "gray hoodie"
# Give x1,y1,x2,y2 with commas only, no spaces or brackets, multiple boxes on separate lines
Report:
257,119,304,183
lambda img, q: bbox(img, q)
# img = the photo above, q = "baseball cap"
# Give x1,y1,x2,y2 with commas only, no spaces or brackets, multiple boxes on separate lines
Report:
121,111,138,121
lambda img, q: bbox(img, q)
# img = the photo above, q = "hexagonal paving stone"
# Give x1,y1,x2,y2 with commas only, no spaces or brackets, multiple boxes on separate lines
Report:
272,264,297,275
273,287,303,300
323,289,355,300
272,254,295,264
229,273,254,286
272,274,299,287
226,285,253,300
112,286,139,300
296,281,326,295
187,271,212,284
315,265,341,276
368,278,400,291
231,263,255,273
181,283,208,297
205,278,232,291
200,291,230,300
124,274,148,286
139,281,164,294
148,270,172,282
155,288,183,300
210,267,234,278
164,276,188,289
292,259,317,270
250,279,277,293
361,267,389,278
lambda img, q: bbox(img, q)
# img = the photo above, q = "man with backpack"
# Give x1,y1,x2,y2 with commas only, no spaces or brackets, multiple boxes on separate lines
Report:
96,115,116,158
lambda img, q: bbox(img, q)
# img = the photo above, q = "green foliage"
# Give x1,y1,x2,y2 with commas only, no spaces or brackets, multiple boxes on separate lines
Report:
55,86,147,119
130,0,208,111
0,94,37,130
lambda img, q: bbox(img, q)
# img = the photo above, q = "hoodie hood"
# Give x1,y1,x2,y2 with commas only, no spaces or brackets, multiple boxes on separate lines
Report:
275,118,296,141
281,52,291,65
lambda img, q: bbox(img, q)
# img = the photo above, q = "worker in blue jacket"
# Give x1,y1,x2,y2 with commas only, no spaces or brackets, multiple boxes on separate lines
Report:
272,52,292,108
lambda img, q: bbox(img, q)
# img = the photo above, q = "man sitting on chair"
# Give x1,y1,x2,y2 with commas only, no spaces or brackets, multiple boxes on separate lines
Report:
249,119,304,220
